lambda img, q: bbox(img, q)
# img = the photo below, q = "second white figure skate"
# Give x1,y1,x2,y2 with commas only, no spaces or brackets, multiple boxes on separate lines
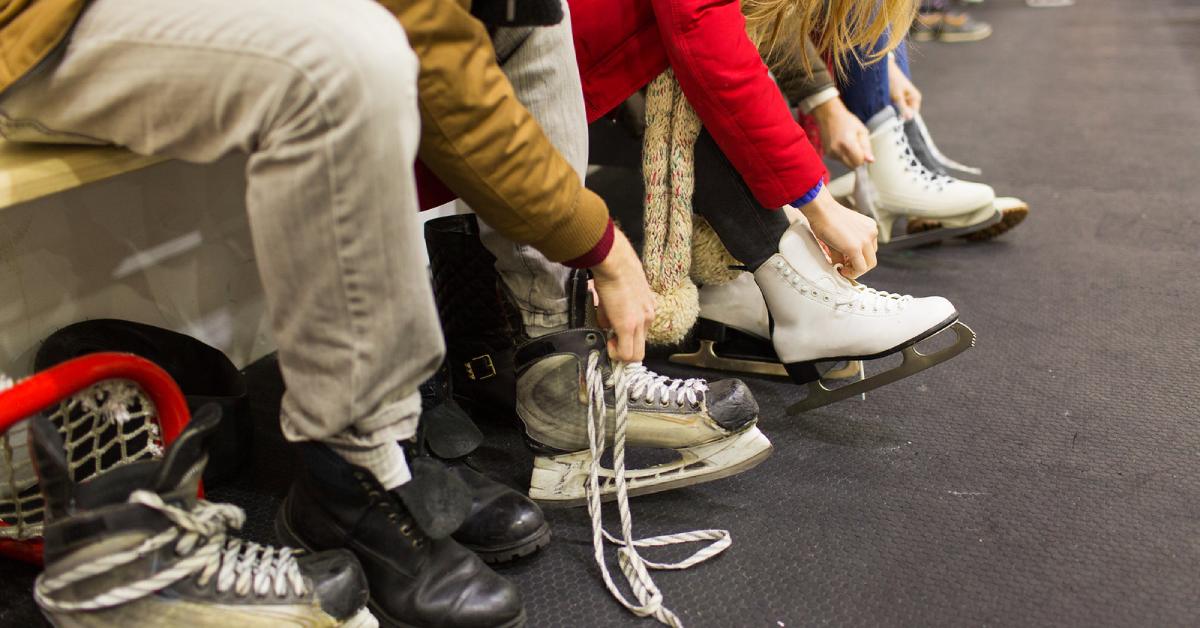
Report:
901,112,1030,242
827,107,1001,249
755,218,975,413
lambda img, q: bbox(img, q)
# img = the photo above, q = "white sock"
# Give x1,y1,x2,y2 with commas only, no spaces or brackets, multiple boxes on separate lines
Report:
330,441,411,490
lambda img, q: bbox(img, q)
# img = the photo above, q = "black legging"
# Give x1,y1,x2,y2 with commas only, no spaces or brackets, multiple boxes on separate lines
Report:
691,130,790,271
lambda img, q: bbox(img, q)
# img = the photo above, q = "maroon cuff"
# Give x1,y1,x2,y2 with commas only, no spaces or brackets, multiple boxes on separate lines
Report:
563,218,615,269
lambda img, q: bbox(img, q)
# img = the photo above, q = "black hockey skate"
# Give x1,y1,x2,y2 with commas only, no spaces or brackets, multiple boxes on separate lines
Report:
31,406,377,628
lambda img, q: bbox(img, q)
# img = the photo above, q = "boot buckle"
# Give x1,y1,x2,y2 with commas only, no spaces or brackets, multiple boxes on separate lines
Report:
464,354,496,380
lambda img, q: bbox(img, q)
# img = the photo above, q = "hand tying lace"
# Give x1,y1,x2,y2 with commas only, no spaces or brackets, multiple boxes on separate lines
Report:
622,363,707,408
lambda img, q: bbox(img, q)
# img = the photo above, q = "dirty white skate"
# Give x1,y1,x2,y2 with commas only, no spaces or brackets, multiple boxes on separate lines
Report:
827,107,1001,249
753,218,975,414
670,272,865,382
515,273,771,507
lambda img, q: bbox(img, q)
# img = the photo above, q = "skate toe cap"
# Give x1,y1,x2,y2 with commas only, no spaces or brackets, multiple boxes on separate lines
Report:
916,296,959,326
705,378,759,432
298,549,370,621
954,180,996,206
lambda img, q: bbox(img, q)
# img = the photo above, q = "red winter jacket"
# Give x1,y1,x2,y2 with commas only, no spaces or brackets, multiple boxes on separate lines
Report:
569,0,826,209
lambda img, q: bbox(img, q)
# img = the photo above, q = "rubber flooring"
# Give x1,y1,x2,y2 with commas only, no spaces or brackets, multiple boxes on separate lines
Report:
2,0,1199,625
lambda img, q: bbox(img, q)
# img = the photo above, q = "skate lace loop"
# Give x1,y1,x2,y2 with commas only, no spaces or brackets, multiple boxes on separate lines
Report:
623,363,707,408
831,266,914,313
34,491,307,614
584,351,731,628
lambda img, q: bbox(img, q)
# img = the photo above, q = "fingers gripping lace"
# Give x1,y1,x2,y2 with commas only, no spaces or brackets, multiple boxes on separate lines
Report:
35,491,307,613
584,352,731,628
625,363,707,408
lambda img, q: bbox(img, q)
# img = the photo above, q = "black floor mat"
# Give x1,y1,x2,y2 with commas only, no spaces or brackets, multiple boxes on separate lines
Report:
3,0,1200,625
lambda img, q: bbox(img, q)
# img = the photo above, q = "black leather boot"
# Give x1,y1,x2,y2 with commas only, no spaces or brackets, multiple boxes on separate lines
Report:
276,441,525,628
424,215,527,417
31,406,374,627
417,365,550,564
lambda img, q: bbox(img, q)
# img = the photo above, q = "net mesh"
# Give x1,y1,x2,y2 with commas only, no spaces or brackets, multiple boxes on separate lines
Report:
0,379,163,541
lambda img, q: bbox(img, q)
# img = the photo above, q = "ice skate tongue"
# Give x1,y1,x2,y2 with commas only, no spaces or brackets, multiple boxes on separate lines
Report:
152,404,222,497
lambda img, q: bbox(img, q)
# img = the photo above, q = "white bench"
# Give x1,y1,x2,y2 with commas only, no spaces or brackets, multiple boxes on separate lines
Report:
0,143,270,373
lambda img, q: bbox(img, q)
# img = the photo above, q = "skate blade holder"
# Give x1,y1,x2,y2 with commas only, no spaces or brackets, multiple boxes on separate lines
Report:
670,341,864,391
787,320,976,415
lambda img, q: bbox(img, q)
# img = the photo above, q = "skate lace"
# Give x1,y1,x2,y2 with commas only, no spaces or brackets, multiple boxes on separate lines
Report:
832,265,914,313
583,351,731,628
625,363,707,408
893,119,950,192
34,491,307,613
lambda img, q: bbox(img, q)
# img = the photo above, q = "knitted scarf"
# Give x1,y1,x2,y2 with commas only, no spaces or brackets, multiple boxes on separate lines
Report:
641,71,740,345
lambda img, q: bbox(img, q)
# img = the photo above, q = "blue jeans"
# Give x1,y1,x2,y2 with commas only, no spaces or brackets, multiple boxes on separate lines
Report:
838,37,912,123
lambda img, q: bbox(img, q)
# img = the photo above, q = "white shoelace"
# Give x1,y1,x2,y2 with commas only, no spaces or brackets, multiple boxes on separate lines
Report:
837,282,915,314
893,120,950,192
35,491,307,612
624,363,707,408
584,353,731,628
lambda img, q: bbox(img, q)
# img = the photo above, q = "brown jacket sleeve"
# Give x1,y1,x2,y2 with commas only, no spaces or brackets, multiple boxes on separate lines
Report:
772,39,836,110
381,0,610,264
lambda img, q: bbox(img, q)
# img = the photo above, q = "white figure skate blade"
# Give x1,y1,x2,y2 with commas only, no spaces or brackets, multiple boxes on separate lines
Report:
787,321,976,415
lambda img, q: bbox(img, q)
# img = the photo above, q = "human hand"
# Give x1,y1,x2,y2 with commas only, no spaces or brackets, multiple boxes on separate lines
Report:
813,98,874,169
590,227,655,362
888,55,922,120
797,187,878,279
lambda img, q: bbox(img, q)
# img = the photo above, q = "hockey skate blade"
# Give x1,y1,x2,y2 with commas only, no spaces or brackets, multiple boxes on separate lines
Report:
669,340,789,378
528,427,773,508
786,321,976,415
882,209,1002,251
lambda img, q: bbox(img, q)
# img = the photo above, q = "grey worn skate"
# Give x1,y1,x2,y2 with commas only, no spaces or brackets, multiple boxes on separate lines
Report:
516,273,771,507
31,407,376,628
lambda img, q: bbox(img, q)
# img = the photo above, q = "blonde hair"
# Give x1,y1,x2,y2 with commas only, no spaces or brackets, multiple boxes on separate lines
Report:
743,0,918,76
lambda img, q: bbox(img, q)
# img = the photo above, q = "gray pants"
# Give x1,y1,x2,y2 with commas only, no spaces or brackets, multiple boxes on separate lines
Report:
0,0,440,449
475,10,585,336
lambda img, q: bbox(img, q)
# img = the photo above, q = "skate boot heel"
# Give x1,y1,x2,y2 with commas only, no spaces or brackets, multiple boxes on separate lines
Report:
696,317,729,342
783,361,822,385
873,209,899,244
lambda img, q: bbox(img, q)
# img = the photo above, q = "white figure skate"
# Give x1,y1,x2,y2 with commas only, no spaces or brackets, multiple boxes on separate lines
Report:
753,218,975,414
670,272,864,382
827,107,1001,249
902,112,1030,241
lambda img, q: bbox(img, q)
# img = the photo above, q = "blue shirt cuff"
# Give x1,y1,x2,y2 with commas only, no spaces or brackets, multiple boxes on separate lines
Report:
791,180,824,208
